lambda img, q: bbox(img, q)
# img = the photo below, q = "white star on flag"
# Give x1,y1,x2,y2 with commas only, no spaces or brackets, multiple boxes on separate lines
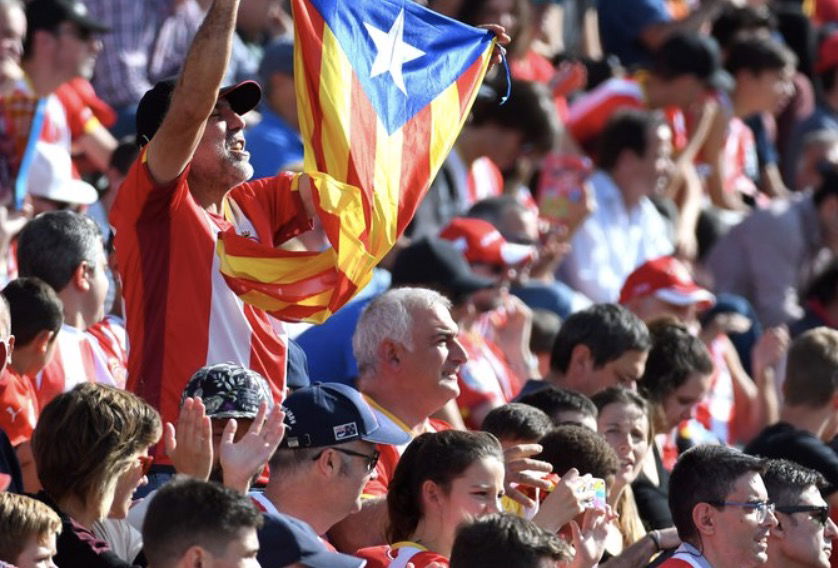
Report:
364,9,425,95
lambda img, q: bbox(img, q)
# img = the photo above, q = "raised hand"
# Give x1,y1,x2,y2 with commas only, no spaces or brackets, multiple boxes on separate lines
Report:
164,397,213,480
219,402,286,493
504,443,554,508
532,468,592,533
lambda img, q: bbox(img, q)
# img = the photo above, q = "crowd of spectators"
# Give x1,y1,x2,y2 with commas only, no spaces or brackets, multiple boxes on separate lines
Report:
0,0,838,566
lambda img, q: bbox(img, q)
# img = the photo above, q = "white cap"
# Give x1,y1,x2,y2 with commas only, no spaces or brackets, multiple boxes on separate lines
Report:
27,142,98,206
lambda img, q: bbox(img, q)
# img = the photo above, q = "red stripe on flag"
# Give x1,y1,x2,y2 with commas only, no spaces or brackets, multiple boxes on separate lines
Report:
346,72,377,248
293,0,327,171
456,54,486,117
397,103,432,235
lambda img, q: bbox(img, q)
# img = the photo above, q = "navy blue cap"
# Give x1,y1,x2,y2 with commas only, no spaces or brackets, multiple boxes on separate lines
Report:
280,383,410,449
259,37,295,83
286,338,311,390
258,512,365,568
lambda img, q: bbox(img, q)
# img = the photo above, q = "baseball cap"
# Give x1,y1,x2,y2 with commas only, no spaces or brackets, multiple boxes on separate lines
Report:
27,142,99,205
440,217,535,267
181,363,273,420
816,31,838,74
652,32,733,91
135,78,261,146
390,237,496,298
286,338,311,391
259,512,364,568
259,38,295,84
280,383,411,449
26,0,110,35
619,256,715,308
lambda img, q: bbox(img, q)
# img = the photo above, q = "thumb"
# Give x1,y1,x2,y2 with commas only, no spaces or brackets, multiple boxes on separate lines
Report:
163,422,176,456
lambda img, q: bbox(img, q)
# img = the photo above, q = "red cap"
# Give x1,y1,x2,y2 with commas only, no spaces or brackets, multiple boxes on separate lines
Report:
440,218,535,267
619,256,715,308
816,32,838,74
0,473,10,491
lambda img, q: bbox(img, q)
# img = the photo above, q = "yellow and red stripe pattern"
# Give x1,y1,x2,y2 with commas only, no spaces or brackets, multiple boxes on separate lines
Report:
217,0,494,323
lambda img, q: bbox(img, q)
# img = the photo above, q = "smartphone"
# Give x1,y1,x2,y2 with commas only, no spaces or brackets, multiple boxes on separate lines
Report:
578,475,607,510
536,153,592,224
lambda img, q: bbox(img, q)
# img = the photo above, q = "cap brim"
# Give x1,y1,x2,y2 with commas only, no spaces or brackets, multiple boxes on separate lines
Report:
706,70,734,92
361,409,411,446
219,81,262,116
67,12,110,34
500,242,535,266
30,179,99,205
450,272,497,296
655,287,715,309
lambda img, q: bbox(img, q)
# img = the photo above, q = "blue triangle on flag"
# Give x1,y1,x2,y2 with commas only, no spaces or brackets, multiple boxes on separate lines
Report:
311,0,493,136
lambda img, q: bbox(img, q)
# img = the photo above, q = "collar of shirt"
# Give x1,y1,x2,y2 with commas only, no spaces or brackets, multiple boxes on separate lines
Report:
671,542,714,568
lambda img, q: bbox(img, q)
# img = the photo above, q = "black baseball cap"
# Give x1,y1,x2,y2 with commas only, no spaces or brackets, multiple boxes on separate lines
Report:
652,32,733,91
390,237,496,299
26,0,110,35
135,78,262,146
280,383,410,449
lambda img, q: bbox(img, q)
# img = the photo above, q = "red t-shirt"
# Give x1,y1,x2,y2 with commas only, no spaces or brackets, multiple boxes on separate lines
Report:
0,367,38,446
356,543,449,568
110,151,312,432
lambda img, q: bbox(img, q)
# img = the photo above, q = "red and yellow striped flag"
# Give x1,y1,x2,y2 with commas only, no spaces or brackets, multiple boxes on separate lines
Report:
217,0,495,323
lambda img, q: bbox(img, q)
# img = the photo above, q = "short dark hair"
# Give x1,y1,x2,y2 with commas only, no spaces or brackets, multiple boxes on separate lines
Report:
529,309,561,355
783,327,838,407
639,318,713,404
725,35,796,76
537,425,619,480
669,446,765,543
388,430,503,543
711,5,776,49
518,386,597,426
17,211,103,293
550,303,651,374
596,109,666,172
469,79,557,157
481,403,553,442
762,459,827,507
142,477,263,568
450,514,571,568
802,259,838,305
2,278,63,347
466,196,525,235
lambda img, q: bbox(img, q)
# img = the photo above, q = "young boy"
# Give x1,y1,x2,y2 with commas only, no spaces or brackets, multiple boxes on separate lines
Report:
0,491,61,568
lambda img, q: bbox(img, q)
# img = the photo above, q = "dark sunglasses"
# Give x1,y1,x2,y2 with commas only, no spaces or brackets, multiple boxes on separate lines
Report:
775,505,830,526
313,447,380,473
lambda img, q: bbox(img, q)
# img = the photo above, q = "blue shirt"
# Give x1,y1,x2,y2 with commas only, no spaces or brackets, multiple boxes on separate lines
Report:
246,107,304,180
596,0,671,68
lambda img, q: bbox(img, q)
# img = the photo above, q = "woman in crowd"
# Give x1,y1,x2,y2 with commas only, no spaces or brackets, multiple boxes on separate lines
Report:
356,430,506,568
31,383,161,568
634,318,714,530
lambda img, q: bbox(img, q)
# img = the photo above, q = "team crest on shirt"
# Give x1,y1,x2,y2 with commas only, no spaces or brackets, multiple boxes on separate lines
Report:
334,422,358,441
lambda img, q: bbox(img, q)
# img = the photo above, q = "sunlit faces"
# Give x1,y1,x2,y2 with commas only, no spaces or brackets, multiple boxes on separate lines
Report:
0,3,24,78
333,440,380,517
86,248,110,326
396,303,467,407
708,472,777,568
584,349,648,395
434,456,506,539
51,22,101,80
628,295,700,330
205,527,261,568
740,65,796,114
646,124,673,195
110,447,152,519
659,372,711,432
191,99,254,188
597,401,650,487
13,531,57,568
772,485,838,568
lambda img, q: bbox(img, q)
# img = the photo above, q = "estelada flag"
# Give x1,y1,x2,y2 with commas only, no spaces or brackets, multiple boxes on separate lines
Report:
216,0,495,323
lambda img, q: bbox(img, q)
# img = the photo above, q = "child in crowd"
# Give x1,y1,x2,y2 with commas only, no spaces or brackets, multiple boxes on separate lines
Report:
0,491,61,568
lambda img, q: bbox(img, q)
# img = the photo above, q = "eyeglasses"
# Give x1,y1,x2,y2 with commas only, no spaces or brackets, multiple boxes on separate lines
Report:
707,500,776,522
775,505,830,526
313,447,380,473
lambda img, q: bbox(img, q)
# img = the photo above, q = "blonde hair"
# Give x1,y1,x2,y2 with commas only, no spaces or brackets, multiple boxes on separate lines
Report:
615,485,646,547
32,383,161,519
0,492,61,563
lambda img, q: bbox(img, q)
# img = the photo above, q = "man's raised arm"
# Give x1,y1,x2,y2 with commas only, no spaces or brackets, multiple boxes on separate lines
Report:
145,0,240,185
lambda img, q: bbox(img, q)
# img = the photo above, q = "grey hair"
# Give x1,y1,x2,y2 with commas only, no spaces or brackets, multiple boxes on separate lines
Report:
353,287,451,375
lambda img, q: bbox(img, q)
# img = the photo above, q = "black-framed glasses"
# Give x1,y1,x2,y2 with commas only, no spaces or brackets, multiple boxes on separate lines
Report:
775,505,830,526
707,501,776,522
313,447,380,473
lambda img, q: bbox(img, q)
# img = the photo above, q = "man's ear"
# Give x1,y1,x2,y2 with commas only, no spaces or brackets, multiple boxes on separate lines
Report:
378,339,401,370
569,344,593,375
313,448,338,478
182,545,206,568
72,261,91,292
692,503,717,536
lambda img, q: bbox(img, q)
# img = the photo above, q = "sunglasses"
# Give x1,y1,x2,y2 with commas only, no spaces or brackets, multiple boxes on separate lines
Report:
775,505,830,526
138,455,154,476
313,447,380,473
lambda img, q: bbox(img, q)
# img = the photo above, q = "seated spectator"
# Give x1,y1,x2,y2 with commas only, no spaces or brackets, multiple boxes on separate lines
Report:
0,492,61,568
257,382,408,555
705,166,838,327
520,303,651,398
559,110,674,303
745,328,838,508
450,513,572,568
481,403,553,449
762,459,838,568
17,211,117,407
0,278,63,492
517,386,598,431
662,445,776,568
356,430,506,567
142,477,264,568
24,142,99,215
31,383,161,567
635,318,713,529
